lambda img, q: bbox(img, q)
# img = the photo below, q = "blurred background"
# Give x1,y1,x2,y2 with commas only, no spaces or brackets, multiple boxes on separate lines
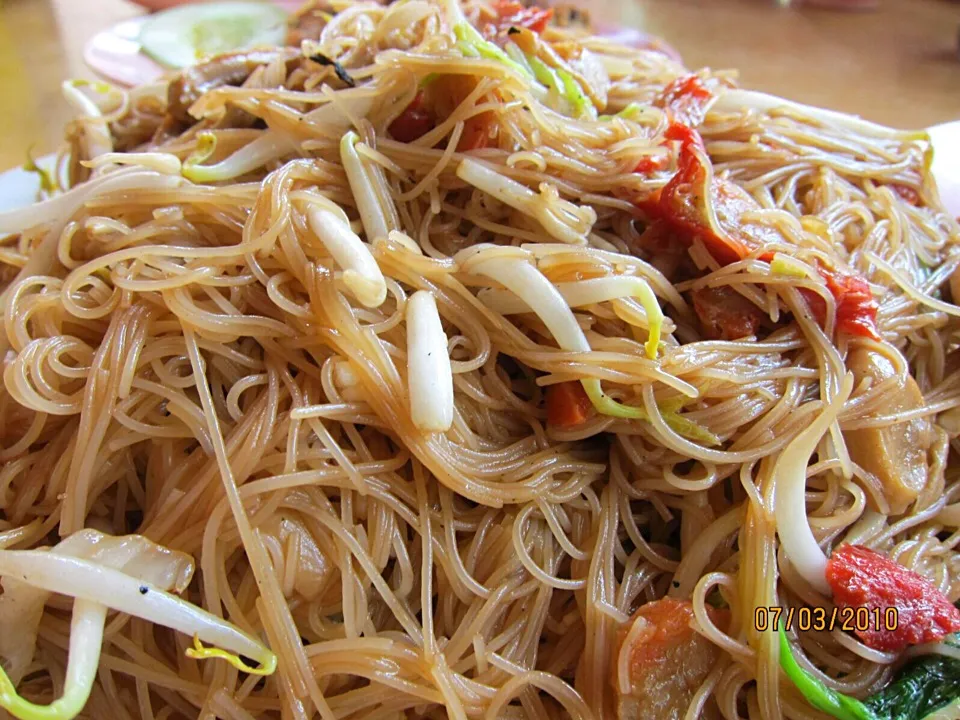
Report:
1,0,959,171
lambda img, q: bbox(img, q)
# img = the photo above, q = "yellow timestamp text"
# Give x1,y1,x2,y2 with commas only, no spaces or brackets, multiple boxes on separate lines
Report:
754,606,899,633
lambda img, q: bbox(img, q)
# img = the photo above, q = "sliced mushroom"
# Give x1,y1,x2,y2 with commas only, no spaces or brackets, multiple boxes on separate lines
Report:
845,347,933,515
936,351,960,438
166,49,300,126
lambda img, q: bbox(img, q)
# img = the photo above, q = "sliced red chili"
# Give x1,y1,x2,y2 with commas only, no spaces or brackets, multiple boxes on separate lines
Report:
634,123,776,266
655,74,714,128
799,263,880,340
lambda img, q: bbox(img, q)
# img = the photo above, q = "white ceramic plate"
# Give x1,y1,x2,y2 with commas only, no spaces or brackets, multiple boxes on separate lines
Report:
927,121,960,216
84,17,167,88
0,154,58,214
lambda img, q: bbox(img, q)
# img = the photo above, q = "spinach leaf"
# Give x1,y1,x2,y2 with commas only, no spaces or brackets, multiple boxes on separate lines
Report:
780,621,960,720
864,653,960,720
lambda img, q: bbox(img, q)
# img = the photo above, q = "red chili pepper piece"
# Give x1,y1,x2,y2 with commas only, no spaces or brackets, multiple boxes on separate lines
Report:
633,155,669,175
656,74,714,128
799,264,880,340
635,123,778,266
825,544,960,653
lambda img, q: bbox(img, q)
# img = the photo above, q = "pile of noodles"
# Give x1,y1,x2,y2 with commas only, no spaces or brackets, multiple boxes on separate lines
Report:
1,0,959,718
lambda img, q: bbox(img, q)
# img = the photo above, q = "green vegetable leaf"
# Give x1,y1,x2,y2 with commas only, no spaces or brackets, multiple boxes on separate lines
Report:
556,67,590,118
863,649,960,720
453,22,532,80
778,625,877,720
599,103,645,122
525,53,558,89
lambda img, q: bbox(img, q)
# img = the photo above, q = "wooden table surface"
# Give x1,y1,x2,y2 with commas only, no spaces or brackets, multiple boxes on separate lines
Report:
1,0,959,172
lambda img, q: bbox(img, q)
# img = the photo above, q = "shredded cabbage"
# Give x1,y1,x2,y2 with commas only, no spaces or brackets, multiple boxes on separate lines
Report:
61,81,113,162
453,22,532,80
302,193,388,308
0,547,275,671
526,52,559,89
406,290,454,432
83,152,182,176
770,253,810,279
457,158,595,244
479,275,663,359
713,89,929,144
556,67,592,119
599,103,645,122
340,131,391,243
0,600,106,720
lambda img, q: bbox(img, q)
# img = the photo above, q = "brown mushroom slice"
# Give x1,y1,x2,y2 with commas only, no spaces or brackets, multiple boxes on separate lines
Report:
936,351,960,438
611,597,726,720
845,347,933,515
166,49,300,127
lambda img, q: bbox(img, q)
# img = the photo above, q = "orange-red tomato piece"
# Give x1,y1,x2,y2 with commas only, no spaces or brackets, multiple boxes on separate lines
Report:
826,544,960,652
388,91,435,143
458,111,498,151
890,183,921,206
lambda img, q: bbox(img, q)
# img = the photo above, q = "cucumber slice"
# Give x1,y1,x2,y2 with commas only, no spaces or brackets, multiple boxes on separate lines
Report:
139,2,288,69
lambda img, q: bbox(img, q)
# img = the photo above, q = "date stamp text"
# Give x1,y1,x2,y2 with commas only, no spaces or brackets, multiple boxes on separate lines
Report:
754,606,899,633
